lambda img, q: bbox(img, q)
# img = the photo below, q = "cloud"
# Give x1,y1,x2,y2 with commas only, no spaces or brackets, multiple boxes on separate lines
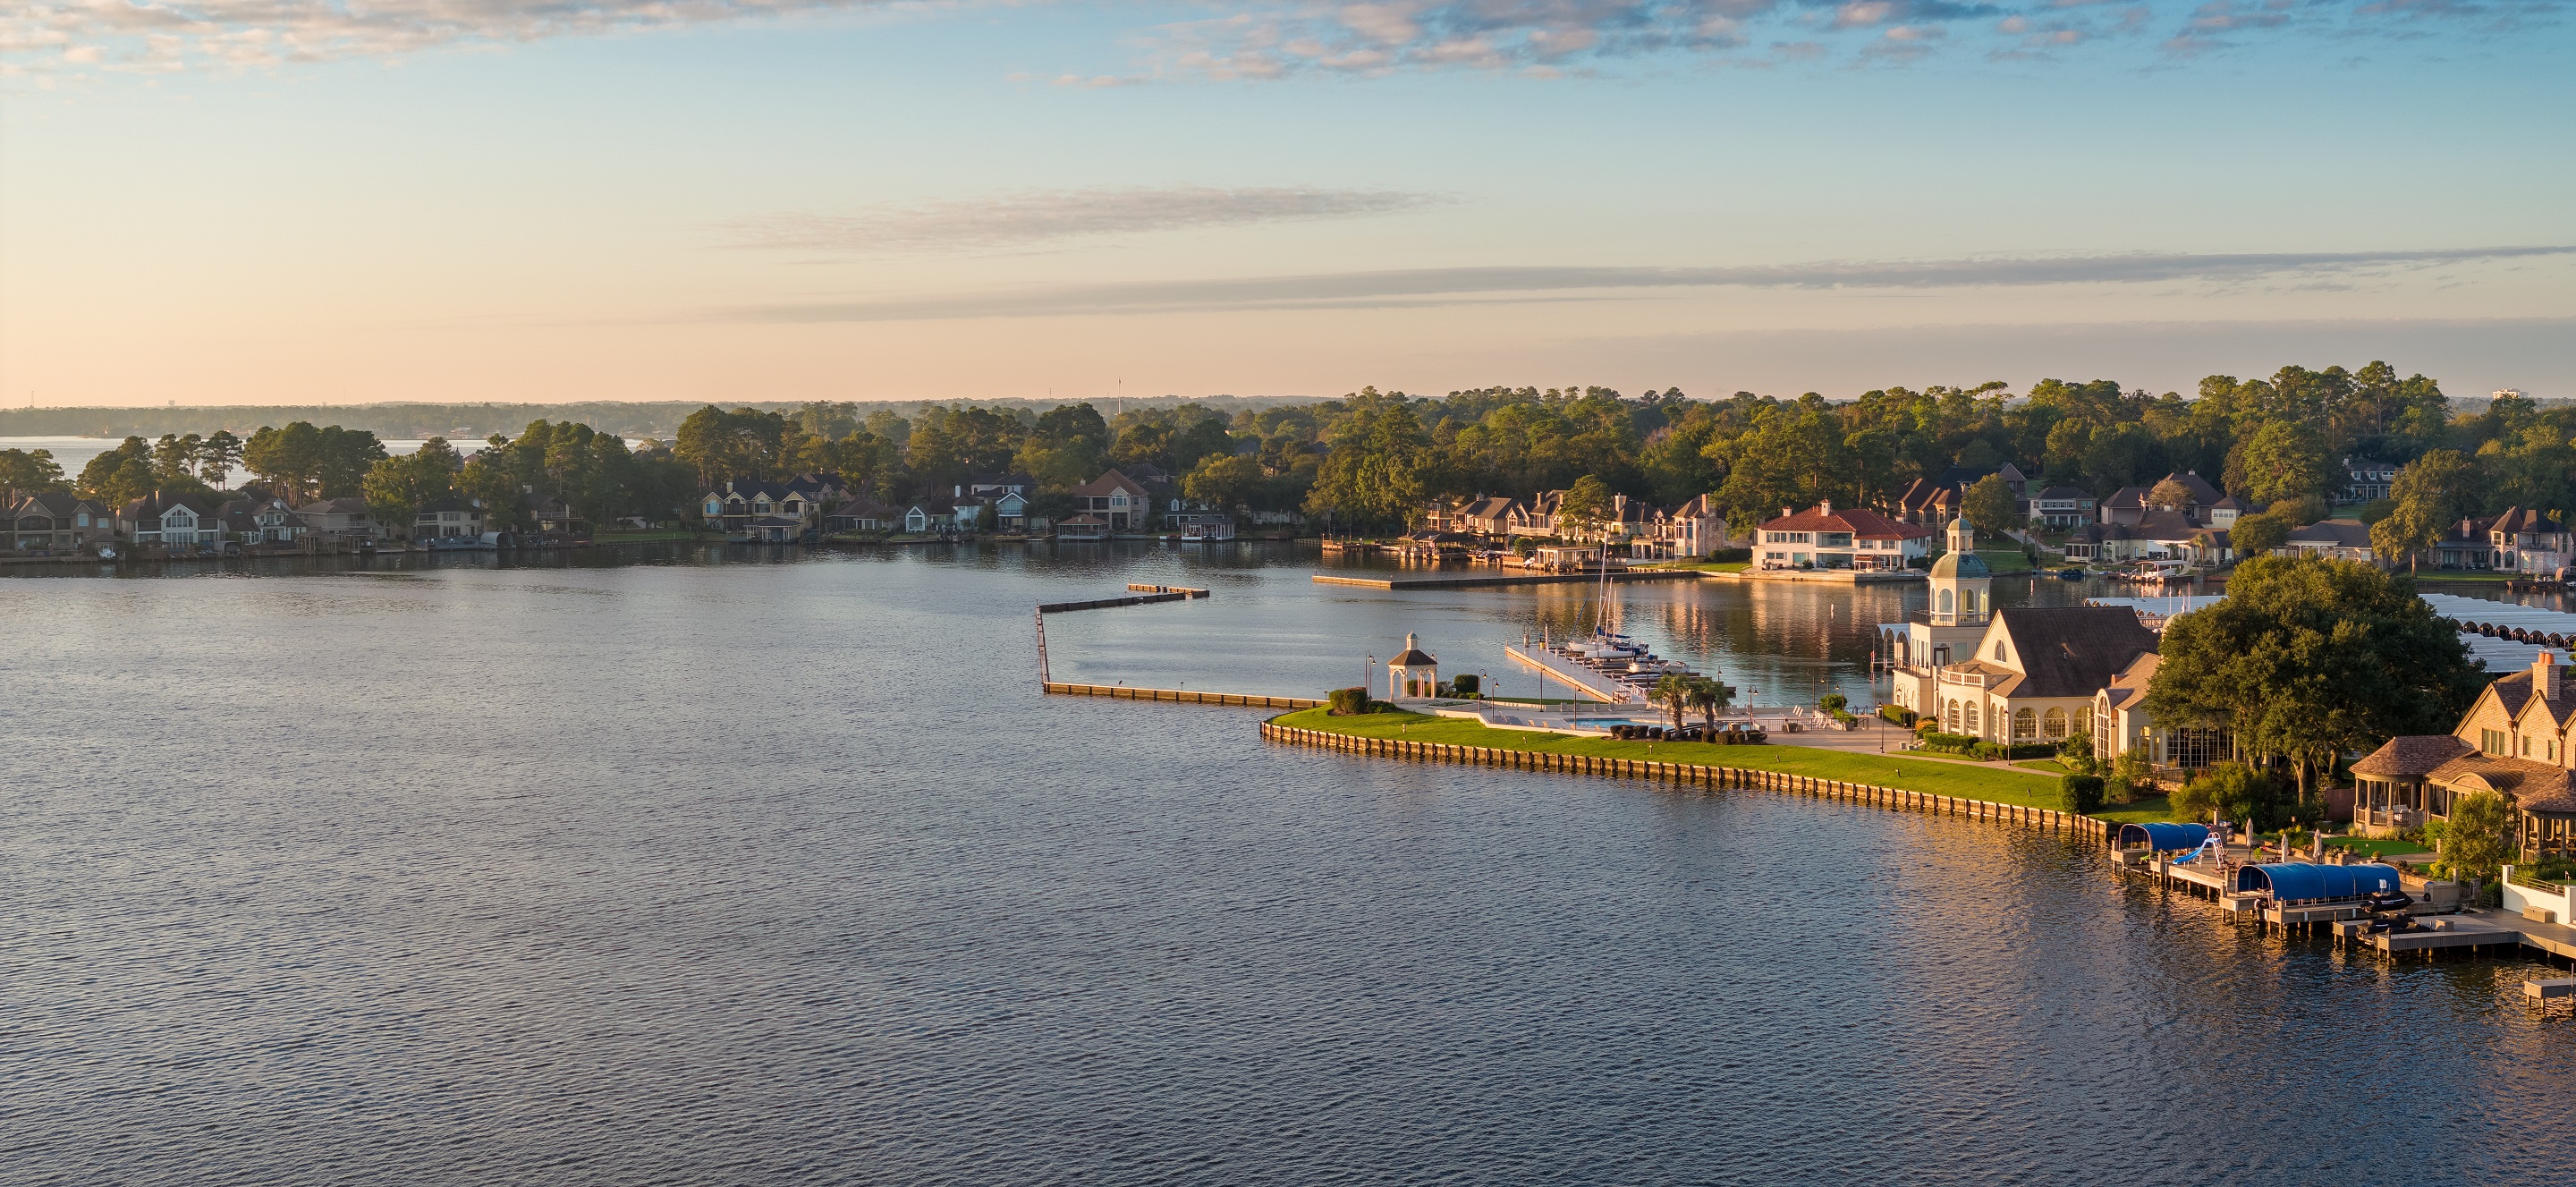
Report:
4,0,2557,74
710,245,2576,322
718,186,1450,254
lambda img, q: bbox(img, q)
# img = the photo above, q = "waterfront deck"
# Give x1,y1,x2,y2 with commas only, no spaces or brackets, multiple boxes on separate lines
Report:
1045,683,1322,708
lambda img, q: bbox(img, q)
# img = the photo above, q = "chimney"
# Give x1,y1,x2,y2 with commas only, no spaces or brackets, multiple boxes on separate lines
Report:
1820,498,1834,514
1782,506,1793,520
2540,650,2561,699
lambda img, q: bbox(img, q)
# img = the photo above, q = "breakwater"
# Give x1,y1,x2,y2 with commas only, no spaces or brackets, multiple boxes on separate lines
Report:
1048,683,1323,708
1262,720,2107,842
1309,570,1704,590
1038,585,1208,613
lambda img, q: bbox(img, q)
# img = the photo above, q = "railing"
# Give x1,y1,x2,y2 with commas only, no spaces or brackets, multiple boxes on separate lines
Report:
2509,866,2567,894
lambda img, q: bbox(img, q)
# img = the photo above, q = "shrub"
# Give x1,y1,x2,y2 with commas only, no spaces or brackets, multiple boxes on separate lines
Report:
1969,742,2005,760
1707,547,1752,563
1878,705,1917,727
1449,674,1480,697
2056,733,2096,776
2172,763,2288,828
1818,692,1849,713
1327,687,1369,716
2059,775,2106,814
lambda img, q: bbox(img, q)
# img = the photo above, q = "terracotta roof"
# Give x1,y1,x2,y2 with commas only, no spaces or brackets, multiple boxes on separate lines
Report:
2351,734,2473,778
1758,503,1928,538
1989,606,2159,699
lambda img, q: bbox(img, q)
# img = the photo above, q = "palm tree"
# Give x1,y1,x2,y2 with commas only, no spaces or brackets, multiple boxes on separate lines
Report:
1688,676,1735,733
1651,673,1694,733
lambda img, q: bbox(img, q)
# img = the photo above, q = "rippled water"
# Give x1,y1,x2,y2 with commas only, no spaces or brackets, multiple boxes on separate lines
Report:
4,544,2571,1185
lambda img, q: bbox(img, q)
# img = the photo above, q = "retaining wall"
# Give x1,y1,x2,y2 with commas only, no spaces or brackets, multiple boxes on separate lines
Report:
1261,720,2112,842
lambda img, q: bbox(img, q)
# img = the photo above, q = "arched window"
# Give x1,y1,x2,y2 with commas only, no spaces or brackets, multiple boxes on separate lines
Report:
1996,641,2008,661
1945,699,1961,732
1966,702,1980,734
2072,706,2090,740
2043,707,2068,740
2014,708,2037,740
1938,589,1953,615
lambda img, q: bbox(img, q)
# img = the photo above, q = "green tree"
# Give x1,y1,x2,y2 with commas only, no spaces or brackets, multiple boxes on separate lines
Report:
77,437,153,501
1558,474,1614,538
1687,675,1734,730
198,430,243,488
361,452,454,536
2228,511,2289,556
2371,449,2483,570
2231,420,2338,504
0,447,66,491
1962,473,2015,536
2170,763,2284,828
2442,790,2518,888
1182,453,1267,513
1652,673,1695,733
2146,477,2196,511
2144,555,2483,803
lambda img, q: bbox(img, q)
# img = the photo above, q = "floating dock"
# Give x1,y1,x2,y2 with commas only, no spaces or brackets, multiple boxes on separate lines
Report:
1038,586,1209,613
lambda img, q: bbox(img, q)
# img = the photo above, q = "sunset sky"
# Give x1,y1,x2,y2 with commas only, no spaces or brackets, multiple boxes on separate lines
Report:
3,0,2569,407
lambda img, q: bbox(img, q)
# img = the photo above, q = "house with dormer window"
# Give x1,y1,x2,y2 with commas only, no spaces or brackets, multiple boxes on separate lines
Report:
119,492,220,548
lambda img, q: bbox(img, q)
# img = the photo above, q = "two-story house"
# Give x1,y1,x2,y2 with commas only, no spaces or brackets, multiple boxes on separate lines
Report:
296,497,376,540
414,496,486,541
120,492,220,548
2351,651,2576,859
1072,470,1151,531
2489,506,2572,577
1754,501,1931,571
6,492,106,552
2026,486,2096,529
2343,457,2398,504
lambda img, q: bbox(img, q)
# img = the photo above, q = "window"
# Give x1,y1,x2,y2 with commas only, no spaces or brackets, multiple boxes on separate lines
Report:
1945,699,1960,733
2014,708,2037,740
1938,589,1953,614
1995,641,2008,662
2043,707,2068,740
1965,702,1980,734
2483,728,2508,756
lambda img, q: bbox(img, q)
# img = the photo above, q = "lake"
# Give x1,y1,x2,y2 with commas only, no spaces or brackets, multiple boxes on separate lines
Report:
4,543,2569,1185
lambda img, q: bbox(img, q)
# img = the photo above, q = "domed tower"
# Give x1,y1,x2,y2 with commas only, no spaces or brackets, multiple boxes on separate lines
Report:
1928,513,1991,627
1387,633,1439,699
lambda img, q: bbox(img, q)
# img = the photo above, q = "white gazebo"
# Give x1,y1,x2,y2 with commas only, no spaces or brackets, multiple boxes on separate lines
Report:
1388,633,1439,699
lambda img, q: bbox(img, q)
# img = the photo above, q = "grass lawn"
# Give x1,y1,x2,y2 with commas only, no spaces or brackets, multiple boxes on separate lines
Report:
1273,707,2070,807
2325,836,2438,860
1640,560,1751,573
2013,759,2075,775
1974,549,2036,573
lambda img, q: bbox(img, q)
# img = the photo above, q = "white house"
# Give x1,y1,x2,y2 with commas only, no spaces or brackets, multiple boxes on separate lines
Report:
1755,501,1931,571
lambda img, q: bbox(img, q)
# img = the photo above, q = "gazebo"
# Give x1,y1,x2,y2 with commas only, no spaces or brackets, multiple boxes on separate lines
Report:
1388,633,1439,699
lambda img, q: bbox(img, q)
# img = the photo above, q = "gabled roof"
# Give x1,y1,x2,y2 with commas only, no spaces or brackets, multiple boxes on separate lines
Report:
2132,509,2199,541
122,492,214,520
1988,606,2159,699
1759,503,1929,538
1894,478,1960,512
2491,505,2562,535
2285,519,2372,548
13,491,99,516
1461,496,1521,519
2157,472,2224,505
1072,469,1149,499
2351,734,2474,778
2097,651,2159,711
2033,485,2091,500
297,497,369,514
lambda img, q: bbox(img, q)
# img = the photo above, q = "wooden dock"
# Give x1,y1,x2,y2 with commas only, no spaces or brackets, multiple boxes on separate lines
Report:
1046,683,1322,708
1310,570,1704,591
1261,720,2109,840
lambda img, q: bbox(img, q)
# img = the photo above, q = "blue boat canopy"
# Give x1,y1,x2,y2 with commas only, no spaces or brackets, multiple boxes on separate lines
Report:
2233,862,2404,900
2118,823,2210,851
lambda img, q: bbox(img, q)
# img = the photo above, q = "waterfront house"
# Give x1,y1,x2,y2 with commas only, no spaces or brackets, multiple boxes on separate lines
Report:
6,492,106,552
1457,496,1523,539
2432,515,2502,570
824,494,895,533
1072,470,1151,531
2352,651,2576,859
2282,519,2375,564
2101,472,2224,528
413,496,485,541
2090,652,2231,775
1755,501,1930,571
119,492,219,548
1056,513,1111,540
702,479,824,540
1882,517,1996,684
1911,603,2158,743
1505,490,1563,538
2027,486,2096,529
218,497,304,546
1890,477,1961,526
296,497,376,541
533,497,577,535
2488,507,2572,576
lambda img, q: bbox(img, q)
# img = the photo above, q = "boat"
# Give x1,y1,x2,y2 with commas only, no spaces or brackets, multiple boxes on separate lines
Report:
2057,568,2084,580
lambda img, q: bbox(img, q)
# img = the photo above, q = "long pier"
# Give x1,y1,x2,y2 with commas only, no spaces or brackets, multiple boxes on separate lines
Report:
1046,683,1322,708
1310,570,1704,591
1261,720,2108,840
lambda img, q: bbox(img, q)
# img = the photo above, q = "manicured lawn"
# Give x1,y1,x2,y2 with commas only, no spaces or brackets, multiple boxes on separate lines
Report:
2014,759,2074,775
1975,549,2036,573
2325,836,2437,860
1640,560,1751,573
2094,796,2178,826
1273,707,2069,806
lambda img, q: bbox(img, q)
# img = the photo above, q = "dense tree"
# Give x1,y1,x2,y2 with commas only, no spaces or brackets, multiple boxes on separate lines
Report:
2228,511,2289,555
674,406,794,488
2144,555,2483,802
2442,790,2518,888
1962,474,2015,536
242,422,386,504
0,448,66,491
198,430,243,488
361,445,457,533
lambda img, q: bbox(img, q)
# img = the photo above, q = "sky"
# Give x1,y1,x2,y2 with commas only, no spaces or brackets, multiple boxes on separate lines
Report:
2,0,2571,408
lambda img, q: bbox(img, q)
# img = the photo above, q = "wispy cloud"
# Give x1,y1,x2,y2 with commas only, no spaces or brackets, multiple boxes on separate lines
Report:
719,186,1450,254
712,245,2576,322
2,0,2556,73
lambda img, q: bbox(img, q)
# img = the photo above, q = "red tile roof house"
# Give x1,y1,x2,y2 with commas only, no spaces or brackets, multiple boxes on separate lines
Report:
1754,502,1933,571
